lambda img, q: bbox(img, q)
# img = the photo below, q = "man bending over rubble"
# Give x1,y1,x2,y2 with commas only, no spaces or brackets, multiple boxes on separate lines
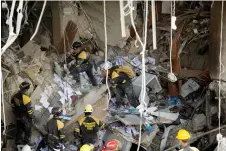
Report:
100,61,139,108
64,41,97,86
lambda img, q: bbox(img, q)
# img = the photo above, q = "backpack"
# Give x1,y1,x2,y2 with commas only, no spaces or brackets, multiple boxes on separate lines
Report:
115,65,135,78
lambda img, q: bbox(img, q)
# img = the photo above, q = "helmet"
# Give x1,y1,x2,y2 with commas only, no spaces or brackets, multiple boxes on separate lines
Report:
52,107,63,116
176,129,191,140
78,51,87,60
21,145,31,151
19,81,30,90
105,139,119,150
111,71,119,79
72,41,82,49
84,104,93,113
100,61,112,70
80,144,94,151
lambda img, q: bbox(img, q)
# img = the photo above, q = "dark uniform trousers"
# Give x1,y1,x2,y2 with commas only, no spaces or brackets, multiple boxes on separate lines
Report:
69,63,97,86
16,118,32,144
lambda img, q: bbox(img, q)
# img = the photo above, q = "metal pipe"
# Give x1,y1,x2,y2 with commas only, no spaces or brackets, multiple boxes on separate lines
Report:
151,0,157,50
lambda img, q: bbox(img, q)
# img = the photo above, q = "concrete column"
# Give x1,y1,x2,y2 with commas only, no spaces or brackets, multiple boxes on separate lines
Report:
209,1,226,81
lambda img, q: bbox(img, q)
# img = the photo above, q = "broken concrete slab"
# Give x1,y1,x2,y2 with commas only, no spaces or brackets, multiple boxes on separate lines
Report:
115,114,145,126
20,41,41,57
2,68,11,83
192,114,207,132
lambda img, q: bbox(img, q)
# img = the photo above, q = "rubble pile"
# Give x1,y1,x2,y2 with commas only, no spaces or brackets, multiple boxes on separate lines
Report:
2,1,226,151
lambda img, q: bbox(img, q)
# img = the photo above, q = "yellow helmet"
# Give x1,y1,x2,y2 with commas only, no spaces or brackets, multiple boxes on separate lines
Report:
84,104,93,113
80,144,94,151
111,71,119,79
78,51,87,59
176,129,191,140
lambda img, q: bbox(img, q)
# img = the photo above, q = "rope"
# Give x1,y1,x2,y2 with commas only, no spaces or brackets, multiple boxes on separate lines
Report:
218,0,224,135
167,0,177,82
103,0,111,109
30,0,47,41
1,71,7,136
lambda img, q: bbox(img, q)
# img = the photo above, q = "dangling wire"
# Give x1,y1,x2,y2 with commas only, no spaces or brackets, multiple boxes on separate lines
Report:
217,1,225,151
30,0,47,41
168,0,177,82
103,0,111,108
218,0,224,134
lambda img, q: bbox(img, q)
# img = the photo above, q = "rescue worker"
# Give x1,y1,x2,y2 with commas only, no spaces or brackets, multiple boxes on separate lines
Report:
176,129,199,151
65,41,97,86
11,81,33,145
74,104,104,146
101,139,122,151
80,144,94,151
100,61,139,108
46,107,65,150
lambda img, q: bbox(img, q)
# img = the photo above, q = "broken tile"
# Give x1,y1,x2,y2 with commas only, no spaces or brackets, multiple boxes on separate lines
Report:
181,79,200,97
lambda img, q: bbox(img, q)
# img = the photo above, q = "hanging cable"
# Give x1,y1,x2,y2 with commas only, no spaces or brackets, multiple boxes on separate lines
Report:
30,0,47,41
167,0,177,83
151,0,157,50
217,1,225,151
1,71,7,136
103,0,111,109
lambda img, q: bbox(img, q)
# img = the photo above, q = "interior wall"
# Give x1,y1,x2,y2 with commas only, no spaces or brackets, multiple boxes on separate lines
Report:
210,1,226,81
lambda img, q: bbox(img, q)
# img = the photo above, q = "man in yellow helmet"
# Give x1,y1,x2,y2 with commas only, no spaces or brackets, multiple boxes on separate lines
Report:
65,41,97,86
100,61,139,108
176,129,199,151
74,104,104,147
46,107,66,150
80,144,94,151
11,81,33,145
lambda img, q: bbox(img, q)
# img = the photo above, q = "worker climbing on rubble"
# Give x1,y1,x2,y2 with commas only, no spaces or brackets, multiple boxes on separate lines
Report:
101,139,122,151
80,144,94,151
176,129,199,151
100,61,139,108
46,107,66,150
64,41,97,86
74,104,104,148
11,81,33,145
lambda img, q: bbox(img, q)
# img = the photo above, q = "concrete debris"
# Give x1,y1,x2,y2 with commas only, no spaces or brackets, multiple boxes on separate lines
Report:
192,114,207,132
160,125,176,151
181,79,200,97
115,114,145,126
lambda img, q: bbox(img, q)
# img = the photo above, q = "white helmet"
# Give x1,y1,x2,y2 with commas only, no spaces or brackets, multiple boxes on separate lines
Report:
21,145,31,151
100,61,112,70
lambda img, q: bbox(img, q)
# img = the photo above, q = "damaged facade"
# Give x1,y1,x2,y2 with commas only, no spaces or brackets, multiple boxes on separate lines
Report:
1,1,226,151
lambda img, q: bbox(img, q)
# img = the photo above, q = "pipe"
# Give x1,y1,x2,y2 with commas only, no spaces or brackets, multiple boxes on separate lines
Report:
164,124,226,151
30,0,47,41
120,0,126,37
151,0,157,50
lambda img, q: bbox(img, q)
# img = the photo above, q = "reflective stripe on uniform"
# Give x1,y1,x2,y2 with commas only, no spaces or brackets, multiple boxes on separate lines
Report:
122,80,126,84
74,128,80,132
27,110,33,114
60,135,65,139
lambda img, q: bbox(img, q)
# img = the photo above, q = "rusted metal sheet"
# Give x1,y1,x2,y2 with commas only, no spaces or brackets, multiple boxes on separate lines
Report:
56,20,78,54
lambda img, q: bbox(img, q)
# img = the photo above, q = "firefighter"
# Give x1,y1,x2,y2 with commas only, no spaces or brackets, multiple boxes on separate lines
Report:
100,61,139,108
80,144,94,151
46,107,65,150
101,139,122,151
176,129,199,151
74,104,104,146
64,41,97,86
11,81,33,145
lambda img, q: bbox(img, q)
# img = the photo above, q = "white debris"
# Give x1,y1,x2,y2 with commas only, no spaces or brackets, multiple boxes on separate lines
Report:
181,79,200,97
35,105,43,111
